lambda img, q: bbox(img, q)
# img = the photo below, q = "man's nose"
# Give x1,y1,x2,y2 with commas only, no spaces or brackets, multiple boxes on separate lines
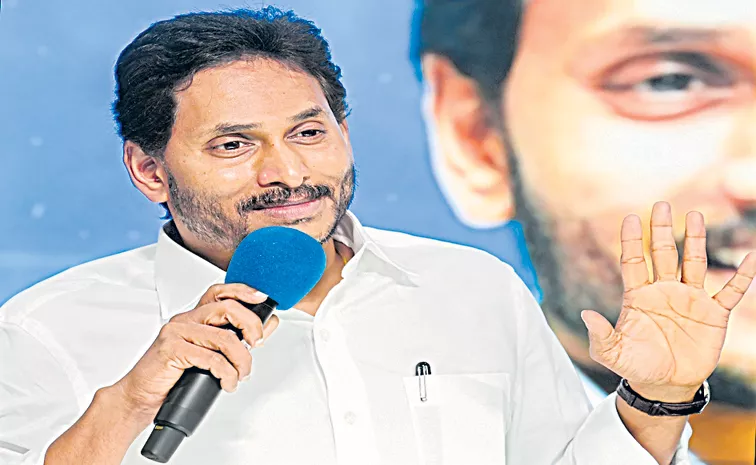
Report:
256,143,311,188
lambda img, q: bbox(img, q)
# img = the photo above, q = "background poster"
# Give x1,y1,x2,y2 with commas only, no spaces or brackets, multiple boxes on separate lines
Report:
411,1,755,463
1,1,753,463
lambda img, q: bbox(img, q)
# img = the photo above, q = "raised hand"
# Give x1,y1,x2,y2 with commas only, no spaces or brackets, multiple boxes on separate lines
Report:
581,201,756,401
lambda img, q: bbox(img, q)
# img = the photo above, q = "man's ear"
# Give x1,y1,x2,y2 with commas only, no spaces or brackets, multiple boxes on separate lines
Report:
421,53,515,228
123,141,170,205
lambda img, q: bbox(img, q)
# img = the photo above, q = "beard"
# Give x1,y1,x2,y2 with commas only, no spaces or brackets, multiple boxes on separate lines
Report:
504,135,756,409
165,163,356,250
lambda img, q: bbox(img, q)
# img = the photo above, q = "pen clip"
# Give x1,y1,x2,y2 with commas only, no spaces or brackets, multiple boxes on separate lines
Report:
415,361,431,402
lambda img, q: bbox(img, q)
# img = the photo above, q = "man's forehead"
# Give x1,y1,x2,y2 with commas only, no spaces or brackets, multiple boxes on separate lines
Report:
606,0,756,29
179,59,323,103
527,0,755,36
171,60,332,134
523,0,755,56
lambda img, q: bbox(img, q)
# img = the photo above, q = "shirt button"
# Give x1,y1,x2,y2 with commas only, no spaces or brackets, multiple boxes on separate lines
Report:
344,411,357,425
319,329,330,342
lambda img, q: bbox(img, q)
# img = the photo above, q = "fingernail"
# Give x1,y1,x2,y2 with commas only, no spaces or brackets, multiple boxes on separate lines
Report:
242,340,254,352
254,337,265,348
251,290,268,300
580,313,590,329
241,374,250,382
580,311,594,331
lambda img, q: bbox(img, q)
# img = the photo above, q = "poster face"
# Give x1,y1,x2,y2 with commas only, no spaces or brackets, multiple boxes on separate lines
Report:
413,0,756,463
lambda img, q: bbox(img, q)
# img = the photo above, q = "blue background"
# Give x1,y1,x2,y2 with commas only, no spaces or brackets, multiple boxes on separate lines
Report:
0,0,537,304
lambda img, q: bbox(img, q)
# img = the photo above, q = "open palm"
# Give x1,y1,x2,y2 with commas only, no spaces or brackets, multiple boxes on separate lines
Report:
582,202,756,394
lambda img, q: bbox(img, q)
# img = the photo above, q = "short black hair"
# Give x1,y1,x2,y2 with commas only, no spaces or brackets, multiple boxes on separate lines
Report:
410,0,522,106
113,6,349,156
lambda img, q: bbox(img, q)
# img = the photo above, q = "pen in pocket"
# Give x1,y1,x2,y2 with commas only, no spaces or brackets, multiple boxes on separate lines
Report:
415,361,431,402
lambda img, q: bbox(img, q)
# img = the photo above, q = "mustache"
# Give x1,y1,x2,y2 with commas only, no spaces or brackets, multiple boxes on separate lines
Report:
236,184,333,213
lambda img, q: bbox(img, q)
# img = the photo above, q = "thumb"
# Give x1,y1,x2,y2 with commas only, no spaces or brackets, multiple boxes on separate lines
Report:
581,310,620,367
260,314,280,343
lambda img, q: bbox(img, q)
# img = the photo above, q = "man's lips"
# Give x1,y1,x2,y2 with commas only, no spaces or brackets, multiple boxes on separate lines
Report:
253,197,324,219
671,224,756,270
255,198,319,211
708,248,753,270
705,224,756,269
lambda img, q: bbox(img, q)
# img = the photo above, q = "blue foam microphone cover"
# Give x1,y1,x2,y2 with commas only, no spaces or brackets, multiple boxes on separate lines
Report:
225,226,327,309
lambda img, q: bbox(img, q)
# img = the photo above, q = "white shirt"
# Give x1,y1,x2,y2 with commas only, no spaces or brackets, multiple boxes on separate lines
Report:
0,212,692,465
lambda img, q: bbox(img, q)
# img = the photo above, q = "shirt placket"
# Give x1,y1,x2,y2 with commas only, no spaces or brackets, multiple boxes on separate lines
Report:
314,310,381,465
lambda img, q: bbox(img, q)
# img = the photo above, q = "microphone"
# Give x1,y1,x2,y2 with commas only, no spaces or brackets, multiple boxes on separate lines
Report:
141,226,327,463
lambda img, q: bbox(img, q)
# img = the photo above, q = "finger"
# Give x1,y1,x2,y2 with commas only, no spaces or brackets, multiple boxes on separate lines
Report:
196,283,268,307
174,340,240,392
713,252,756,311
255,314,280,347
581,310,621,369
681,211,707,288
178,300,265,348
620,214,651,292
650,201,679,281
172,322,253,380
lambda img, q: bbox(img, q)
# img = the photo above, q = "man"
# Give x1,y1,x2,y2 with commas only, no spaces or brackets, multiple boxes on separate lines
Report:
1,7,752,465
412,0,756,462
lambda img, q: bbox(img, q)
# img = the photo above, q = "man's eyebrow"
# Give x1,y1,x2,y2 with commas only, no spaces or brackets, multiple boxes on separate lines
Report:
207,107,325,137
568,25,753,80
634,27,722,46
210,122,261,136
582,26,728,51
288,106,325,123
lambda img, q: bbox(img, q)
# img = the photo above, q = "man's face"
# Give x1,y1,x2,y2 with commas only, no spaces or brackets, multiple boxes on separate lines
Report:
505,0,756,387
160,59,355,252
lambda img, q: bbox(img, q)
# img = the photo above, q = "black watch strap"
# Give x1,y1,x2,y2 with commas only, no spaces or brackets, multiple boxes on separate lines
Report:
616,379,710,416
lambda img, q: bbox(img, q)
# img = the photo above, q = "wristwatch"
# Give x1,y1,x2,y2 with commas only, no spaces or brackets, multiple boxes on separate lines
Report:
616,379,710,416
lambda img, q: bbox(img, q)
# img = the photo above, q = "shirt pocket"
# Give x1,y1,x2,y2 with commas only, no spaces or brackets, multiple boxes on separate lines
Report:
0,442,29,465
402,372,510,465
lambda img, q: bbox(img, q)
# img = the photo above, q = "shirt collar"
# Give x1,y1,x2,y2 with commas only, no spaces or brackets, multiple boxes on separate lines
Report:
155,211,417,322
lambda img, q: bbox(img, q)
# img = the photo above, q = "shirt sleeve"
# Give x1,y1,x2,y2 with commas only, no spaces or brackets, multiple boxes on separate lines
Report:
0,322,82,465
504,269,693,465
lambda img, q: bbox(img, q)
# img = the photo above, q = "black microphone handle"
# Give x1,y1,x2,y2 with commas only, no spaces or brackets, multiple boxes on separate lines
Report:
140,297,278,463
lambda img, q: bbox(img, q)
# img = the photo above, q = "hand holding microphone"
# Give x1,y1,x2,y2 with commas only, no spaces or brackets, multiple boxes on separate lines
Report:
140,226,327,462
43,227,325,465
44,283,278,465
112,283,278,423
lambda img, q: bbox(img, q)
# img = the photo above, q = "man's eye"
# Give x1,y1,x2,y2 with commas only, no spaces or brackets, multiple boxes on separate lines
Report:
220,141,244,150
637,73,702,93
212,140,250,152
290,128,326,144
208,139,253,158
593,52,750,121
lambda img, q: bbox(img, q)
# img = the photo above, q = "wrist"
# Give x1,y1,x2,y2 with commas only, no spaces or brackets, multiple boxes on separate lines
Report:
101,382,155,430
614,395,688,465
45,385,151,465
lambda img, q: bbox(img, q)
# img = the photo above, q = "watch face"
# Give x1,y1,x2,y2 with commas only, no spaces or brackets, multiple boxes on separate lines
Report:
697,380,711,413
702,380,711,403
